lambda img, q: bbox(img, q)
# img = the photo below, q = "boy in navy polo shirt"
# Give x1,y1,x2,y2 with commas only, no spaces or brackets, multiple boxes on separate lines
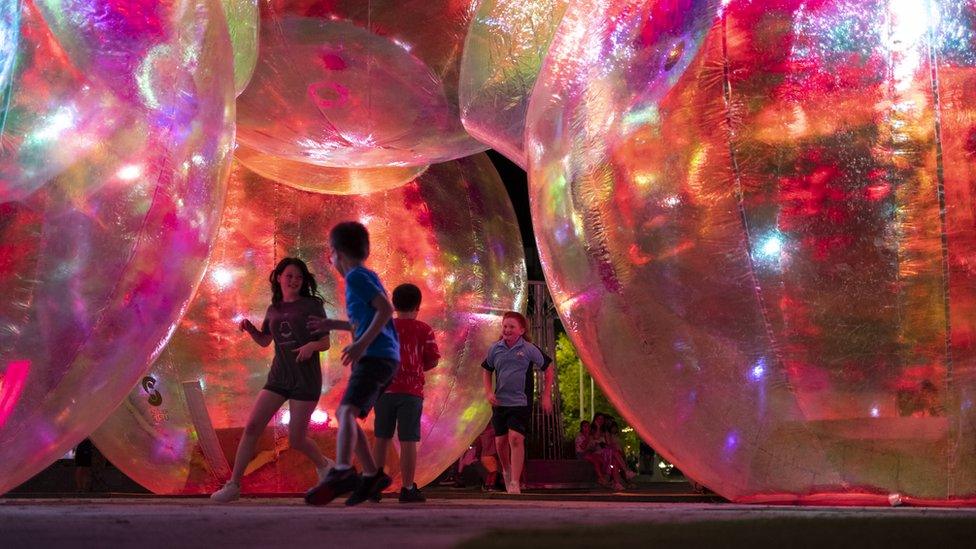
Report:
305,221,400,506
482,311,554,494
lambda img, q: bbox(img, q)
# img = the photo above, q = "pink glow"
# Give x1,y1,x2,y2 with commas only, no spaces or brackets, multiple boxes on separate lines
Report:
0,361,30,430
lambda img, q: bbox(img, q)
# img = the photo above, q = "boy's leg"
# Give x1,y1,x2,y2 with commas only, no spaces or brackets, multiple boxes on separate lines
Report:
372,393,397,471
399,442,417,488
287,400,330,470
341,357,397,505
305,403,361,505
508,430,526,489
353,421,378,476
494,435,511,478
346,421,390,506
335,403,360,468
398,395,422,488
230,390,287,483
373,437,392,472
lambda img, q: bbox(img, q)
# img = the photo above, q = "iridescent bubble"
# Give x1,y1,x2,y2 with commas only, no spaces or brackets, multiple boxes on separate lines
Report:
234,141,428,195
235,1,485,169
92,154,525,494
0,0,235,495
459,0,569,168
528,0,976,504
222,0,260,96
0,0,18,92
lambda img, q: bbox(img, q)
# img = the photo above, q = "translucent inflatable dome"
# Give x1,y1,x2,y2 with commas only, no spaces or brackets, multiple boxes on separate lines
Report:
92,154,525,494
0,0,235,495
528,0,976,505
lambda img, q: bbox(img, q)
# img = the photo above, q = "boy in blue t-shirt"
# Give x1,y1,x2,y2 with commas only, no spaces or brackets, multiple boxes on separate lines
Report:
305,221,400,506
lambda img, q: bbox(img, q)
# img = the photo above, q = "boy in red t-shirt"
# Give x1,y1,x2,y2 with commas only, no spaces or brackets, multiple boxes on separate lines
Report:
371,283,440,502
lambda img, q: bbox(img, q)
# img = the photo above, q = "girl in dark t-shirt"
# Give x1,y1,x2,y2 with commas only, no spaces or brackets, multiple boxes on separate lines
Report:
211,258,335,503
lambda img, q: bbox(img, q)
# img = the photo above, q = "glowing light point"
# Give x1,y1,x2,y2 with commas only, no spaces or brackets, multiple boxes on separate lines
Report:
759,234,783,259
310,410,329,424
116,164,144,181
210,267,234,288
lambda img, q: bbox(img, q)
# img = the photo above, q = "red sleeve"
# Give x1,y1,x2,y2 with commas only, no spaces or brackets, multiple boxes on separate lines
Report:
422,325,440,371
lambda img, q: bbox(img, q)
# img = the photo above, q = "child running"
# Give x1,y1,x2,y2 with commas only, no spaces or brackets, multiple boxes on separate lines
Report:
371,283,440,503
481,311,554,494
304,221,400,506
211,258,334,503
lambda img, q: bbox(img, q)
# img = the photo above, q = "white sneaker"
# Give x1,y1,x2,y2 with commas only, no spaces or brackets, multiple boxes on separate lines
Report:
317,458,336,483
210,481,240,503
506,480,521,494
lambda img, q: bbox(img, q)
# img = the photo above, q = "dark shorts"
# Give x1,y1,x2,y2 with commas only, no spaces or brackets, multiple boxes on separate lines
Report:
263,384,321,402
374,393,423,442
491,405,530,436
264,361,322,402
340,357,399,418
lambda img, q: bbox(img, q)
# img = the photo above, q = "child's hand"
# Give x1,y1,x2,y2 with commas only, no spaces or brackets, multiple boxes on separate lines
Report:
239,319,256,333
294,343,319,362
486,391,498,406
541,393,553,414
306,316,332,336
341,340,367,367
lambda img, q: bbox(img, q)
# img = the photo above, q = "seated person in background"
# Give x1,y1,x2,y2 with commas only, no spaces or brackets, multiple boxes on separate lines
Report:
606,418,638,484
591,413,625,490
475,423,502,491
575,420,610,488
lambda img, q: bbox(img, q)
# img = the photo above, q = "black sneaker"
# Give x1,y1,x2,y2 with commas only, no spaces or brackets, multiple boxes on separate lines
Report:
399,484,426,503
345,469,392,506
305,467,359,506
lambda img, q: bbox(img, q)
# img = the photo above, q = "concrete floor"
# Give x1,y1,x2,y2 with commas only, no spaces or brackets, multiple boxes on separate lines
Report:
3,497,976,548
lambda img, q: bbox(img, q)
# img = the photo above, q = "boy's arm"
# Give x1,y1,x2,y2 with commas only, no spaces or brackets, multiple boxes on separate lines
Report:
530,344,555,413
341,293,394,366
422,327,440,371
541,366,555,413
482,368,497,406
309,334,331,352
310,304,332,351
307,316,351,335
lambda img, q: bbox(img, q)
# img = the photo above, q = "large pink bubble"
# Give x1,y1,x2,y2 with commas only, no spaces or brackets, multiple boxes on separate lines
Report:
235,1,485,170
528,0,976,505
91,154,525,494
0,0,235,495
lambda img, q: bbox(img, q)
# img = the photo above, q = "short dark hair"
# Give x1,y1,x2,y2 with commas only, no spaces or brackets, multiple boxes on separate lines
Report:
329,221,369,260
392,283,422,312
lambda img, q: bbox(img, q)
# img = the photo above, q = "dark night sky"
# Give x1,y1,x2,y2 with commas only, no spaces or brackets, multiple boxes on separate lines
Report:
485,150,544,281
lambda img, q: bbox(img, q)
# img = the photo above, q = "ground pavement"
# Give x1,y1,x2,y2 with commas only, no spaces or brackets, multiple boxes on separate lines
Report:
2,495,976,548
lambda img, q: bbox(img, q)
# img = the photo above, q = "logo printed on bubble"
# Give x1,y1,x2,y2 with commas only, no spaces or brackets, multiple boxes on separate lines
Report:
141,376,163,407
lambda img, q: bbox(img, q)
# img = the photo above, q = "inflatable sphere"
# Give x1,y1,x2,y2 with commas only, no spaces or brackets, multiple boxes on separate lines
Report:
459,0,569,168
234,141,427,195
221,0,260,95
33,0,256,97
0,0,235,495
527,0,976,505
0,0,16,91
91,154,524,494
236,1,485,171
